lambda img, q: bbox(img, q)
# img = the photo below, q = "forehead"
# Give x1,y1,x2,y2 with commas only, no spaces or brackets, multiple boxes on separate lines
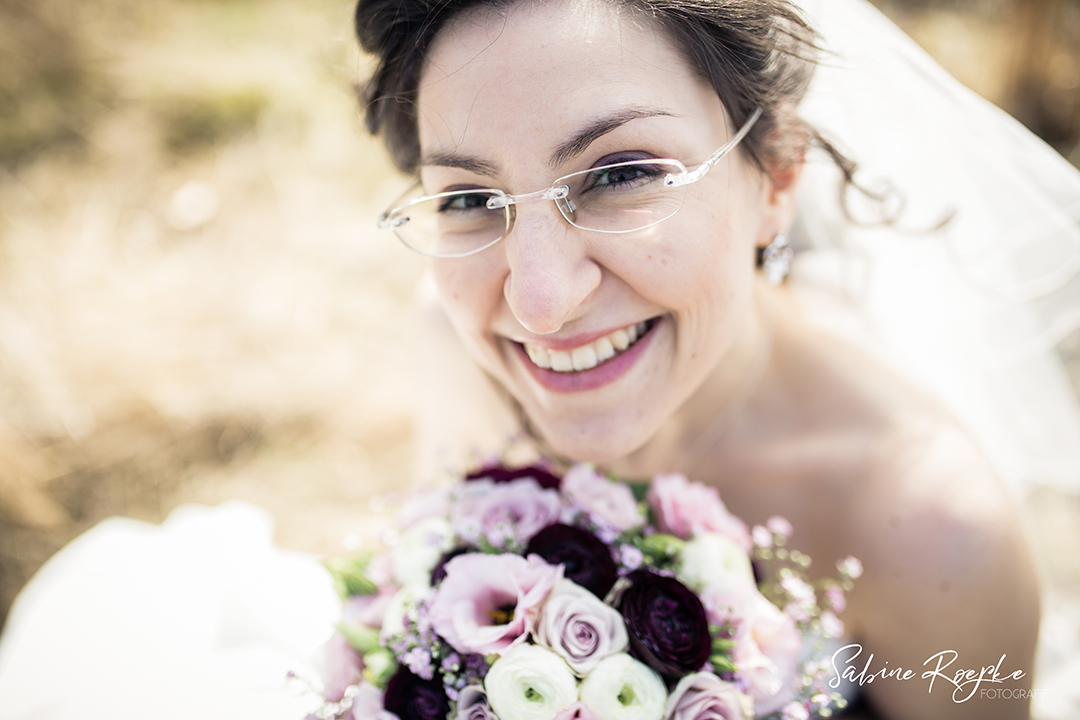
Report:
418,0,726,169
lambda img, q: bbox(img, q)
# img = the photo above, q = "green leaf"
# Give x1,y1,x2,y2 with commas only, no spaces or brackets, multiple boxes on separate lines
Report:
338,621,383,655
363,649,398,688
637,533,685,565
710,654,738,674
324,555,377,599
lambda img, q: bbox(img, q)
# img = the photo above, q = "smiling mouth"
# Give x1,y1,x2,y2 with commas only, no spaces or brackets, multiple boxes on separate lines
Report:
521,319,658,373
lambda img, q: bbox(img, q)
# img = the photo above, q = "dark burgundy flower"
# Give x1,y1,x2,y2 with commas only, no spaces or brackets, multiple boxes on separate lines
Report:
524,523,618,599
618,569,711,678
383,667,450,720
465,463,562,490
430,547,472,585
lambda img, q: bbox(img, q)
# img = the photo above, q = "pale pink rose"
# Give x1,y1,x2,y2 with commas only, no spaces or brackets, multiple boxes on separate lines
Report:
698,585,800,717
646,474,750,550
535,579,629,676
562,464,643,532
551,701,602,720
451,478,562,550
319,633,363,702
351,680,400,720
430,553,562,656
664,672,753,720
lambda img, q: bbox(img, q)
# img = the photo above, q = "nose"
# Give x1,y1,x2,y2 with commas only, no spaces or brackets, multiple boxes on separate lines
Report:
501,205,602,335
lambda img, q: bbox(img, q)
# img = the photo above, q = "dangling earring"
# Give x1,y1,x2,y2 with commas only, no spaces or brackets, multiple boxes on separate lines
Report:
762,234,793,284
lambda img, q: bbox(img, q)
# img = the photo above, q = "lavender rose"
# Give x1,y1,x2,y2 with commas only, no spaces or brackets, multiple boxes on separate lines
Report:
384,667,450,720
663,672,753,720
525,524,618,599
318,632,363,702
451,478,562,550
619,570,711,678
430,553,562,656
456,685,498,720
350,680,401,720
535,578,629,676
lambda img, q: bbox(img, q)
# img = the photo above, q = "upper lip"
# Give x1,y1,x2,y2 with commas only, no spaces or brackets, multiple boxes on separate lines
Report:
502,320,653,351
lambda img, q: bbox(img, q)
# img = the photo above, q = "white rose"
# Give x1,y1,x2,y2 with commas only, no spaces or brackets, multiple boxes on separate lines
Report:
579,653,666,720
392,516,454,587
535,579,629,676
485,644,579,720
677,532,755,594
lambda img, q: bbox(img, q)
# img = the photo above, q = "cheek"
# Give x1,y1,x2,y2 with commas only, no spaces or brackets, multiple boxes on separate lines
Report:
432,257,504,352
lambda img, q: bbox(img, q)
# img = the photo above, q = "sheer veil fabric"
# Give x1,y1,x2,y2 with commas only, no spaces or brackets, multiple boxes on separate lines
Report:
789,0,1080,496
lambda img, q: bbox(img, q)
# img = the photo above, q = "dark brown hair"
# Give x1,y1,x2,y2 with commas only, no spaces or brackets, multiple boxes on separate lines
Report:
354,0,855,184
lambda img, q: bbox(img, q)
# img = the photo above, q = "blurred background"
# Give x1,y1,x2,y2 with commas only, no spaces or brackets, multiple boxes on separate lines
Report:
0,0,1078,640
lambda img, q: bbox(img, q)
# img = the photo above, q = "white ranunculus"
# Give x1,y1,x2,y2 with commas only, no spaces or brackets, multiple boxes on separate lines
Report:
535,579,629,676
485,644,579,720
381,583,427,637
578,653,666,720
677,532,756,594
392,515,454,587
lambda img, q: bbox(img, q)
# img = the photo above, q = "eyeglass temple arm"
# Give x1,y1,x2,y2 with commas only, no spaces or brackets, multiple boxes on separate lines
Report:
665,108,763,188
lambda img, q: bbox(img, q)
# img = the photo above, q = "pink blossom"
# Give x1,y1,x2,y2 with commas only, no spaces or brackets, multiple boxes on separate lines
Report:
562,464,643,532
551,701,602,720
825,586,846,614
647,474,750,550
699,585,800,717
398,488,451,529
765,516,793,539
318,633,363,702
429,553,562,656
343,588,396,628
351,681,399,720
450,478,562,550
663,672,753,720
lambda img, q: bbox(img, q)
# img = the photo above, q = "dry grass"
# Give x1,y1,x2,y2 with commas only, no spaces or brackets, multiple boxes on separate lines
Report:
0,0,1078,643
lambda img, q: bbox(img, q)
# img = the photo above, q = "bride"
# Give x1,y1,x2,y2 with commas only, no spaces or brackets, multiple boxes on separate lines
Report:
357,0,1079,717
0,0,1077,719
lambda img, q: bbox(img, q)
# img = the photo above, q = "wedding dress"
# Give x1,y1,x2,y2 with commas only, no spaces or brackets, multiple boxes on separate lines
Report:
1,0,1079,718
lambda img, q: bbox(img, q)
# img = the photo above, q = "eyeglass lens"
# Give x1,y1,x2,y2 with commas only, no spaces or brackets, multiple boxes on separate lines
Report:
386,159,688,257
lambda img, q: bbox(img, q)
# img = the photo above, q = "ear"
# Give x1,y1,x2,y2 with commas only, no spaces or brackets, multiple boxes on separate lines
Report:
756,159,804,248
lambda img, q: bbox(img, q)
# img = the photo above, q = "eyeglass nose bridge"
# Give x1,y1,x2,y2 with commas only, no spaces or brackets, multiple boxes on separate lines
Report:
485,184,570,210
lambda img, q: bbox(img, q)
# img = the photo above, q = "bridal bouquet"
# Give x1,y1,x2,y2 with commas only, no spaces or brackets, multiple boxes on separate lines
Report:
307,463,860,720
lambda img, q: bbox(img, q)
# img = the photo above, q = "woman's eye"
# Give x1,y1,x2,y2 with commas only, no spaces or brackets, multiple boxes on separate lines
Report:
437,192,492,212
586,162,662,191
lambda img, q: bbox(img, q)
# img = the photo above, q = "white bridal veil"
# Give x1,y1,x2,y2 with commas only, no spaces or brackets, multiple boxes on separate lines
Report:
1,1,1079,719
790,0,1080,496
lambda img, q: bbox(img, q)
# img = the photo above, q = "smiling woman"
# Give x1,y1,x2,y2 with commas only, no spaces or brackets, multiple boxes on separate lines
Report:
352,0,1080,718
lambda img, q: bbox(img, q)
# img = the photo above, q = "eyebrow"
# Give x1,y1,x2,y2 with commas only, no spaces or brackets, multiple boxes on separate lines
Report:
419,106,677,176
549,107,677,168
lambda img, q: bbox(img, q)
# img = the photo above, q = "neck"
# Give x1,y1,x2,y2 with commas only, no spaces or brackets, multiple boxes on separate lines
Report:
604,281,777,481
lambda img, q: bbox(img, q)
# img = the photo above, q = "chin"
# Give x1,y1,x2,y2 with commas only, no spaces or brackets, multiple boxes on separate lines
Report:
527,407,660,467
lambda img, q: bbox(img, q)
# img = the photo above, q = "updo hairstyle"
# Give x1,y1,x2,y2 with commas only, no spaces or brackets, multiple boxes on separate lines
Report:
353,0,855,184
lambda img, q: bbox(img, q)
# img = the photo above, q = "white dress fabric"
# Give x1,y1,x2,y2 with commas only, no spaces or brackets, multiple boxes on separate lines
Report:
2,1,1079,719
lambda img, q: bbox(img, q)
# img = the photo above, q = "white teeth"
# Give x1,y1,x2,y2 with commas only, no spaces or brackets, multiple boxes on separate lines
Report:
526,344,551,369
595,337,615,362
549,349,573,372
523,320,652,374
571,346,598,371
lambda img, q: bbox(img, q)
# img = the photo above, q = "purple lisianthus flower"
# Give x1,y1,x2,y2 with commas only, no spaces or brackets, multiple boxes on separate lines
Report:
429,552,561,656
619,569,711,678
384,667,450,720
465,463,562,490
451,478,562,550
431,547,472,585
647,474,750,550
525,523,618,599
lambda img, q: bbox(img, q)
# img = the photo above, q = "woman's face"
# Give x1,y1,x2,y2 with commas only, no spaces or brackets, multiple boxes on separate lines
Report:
417,0,787,463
